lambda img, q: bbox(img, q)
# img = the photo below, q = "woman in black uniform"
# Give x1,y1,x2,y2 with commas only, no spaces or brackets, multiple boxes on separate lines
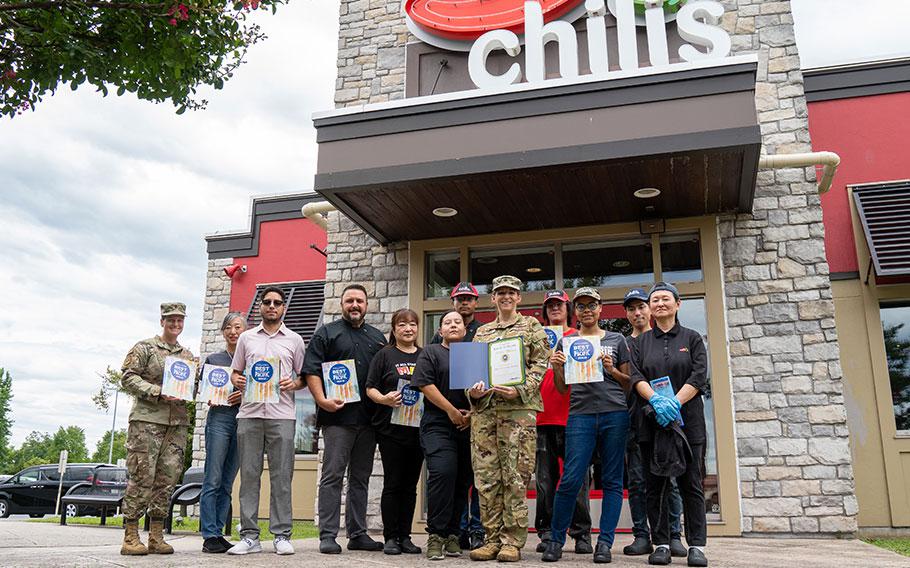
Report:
411,311,473,561
366,308,424,555
629,282,709,568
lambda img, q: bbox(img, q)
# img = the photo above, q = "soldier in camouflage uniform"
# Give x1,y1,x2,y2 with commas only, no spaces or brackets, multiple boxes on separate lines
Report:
118,302,195,556
467,276,550,562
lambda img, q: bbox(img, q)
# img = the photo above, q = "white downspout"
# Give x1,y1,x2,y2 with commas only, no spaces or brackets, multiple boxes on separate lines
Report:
757,151,841,194
302,201,337,230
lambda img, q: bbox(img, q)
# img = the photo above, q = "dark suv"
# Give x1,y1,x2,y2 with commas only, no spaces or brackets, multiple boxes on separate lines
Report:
0,463,107,518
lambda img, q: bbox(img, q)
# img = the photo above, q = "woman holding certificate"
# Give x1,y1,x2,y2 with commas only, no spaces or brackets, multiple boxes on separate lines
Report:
628,282,709,568
365,309,424,556
411,311,473,561
542,287,632,564
468,275,550,563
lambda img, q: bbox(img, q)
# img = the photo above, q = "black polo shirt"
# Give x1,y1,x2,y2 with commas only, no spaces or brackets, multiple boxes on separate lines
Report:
430,318,481,344
411,344,470,429
629,321,708,444
302,318,387,427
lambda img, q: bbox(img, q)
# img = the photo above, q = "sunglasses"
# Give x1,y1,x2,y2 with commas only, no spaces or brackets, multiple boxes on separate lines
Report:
262,299,285,307
575,301,601,312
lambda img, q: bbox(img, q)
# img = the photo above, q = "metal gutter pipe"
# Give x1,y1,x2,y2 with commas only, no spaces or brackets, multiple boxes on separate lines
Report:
758,151,841,194
302,201,336,230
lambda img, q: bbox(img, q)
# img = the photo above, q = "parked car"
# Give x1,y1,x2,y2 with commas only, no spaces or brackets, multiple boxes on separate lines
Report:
0,463,108,518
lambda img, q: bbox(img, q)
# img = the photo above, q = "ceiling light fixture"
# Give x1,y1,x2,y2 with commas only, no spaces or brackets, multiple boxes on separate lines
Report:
526,267,542,273
612,260,631,268
432,207,458,217
633,187,661,199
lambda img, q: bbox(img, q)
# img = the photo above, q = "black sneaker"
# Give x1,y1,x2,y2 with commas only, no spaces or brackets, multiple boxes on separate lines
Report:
319,538,342,554
624,536,653,556
594,541,612,564
383,538,401,555
347,534,383,551
687,548,708,567
217,536,233,550
575,537,593,554
459,533,471,550
648,546,672,565
670,538,687,558
203,536,230,553
399,537,422,554
537,539,549,553
469,532,485,550
541,540,563,562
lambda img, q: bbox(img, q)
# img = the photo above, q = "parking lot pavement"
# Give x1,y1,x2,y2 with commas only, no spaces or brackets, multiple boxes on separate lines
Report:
0,520,908,567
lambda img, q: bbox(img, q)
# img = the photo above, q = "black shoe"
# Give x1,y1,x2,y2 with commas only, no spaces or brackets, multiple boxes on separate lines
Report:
624,536,653,556
347,534,384,551
469,532,485,550
202,536,230,553
383,538,401,555
594,541,612,564
399,537,422,554
575,538,593,554
648,546,672,565
537,540,549,553
320,538,342,554
459,533,471,550
541,541,563,562
687,548,707,567
670,538,687,558
217,536,233,550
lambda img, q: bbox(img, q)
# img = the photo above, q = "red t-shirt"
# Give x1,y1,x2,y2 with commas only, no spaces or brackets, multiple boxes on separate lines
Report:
536,328,577,426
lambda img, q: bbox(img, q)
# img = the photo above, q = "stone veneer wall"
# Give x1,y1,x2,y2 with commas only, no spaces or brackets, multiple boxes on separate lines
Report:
327,0,857,536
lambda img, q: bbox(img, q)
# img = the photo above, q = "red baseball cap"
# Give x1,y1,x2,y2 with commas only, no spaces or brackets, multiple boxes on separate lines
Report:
543,289,570,306
450,282,479,298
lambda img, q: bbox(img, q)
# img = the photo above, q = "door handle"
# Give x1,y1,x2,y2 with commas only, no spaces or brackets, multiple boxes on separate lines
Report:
30,485,41,488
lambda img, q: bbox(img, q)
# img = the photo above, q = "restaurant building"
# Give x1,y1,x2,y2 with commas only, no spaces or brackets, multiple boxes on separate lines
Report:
194,0,910,537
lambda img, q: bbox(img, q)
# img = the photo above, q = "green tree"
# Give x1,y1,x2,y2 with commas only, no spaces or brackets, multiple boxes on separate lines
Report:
0,0,285,118
91,428,127,463
884,323,910,430
0,368,13,470
11,430,53,470
50,425,89,463
91,366,124,412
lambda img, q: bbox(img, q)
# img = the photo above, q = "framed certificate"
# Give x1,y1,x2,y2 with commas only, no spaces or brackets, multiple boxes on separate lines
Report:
488,337,525,387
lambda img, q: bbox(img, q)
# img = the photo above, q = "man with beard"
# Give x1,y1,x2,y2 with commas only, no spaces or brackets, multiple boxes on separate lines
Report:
228,287,306,556
304,284,388,554
431,282,482,344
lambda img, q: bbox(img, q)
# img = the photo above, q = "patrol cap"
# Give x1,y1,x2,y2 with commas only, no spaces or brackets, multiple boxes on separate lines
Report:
160,302,186,317
649,281,680,301
573,287,601,302
450,282,479,298
623,287,649,307
543,289,570,305
491,275,522,292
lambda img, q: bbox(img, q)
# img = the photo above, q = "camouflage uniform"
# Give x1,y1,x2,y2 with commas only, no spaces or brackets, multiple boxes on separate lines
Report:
470,277,550,549
120,304,194,521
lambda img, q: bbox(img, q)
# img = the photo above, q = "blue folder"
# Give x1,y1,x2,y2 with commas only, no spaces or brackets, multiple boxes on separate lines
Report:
450,342,489,389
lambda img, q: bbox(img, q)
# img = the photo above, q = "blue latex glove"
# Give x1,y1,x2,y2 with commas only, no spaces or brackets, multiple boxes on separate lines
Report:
649,393,682,427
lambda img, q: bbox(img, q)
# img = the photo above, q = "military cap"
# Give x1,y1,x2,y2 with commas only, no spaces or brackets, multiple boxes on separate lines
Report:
573,287,601,302
649,281,680,301
491,275,522,292
160,302,187,317
450,282,479,298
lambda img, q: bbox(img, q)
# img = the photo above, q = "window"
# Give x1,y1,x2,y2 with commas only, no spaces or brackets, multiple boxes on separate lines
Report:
562,238,653,289
470,246,555,293
295,391,319,454
881,303,910,431
40,468,60,482
64,467,93,482
17,469,38,483
426,251,460,298
661,233,702,283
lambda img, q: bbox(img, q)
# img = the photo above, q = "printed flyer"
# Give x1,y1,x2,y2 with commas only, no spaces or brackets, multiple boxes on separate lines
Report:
322,359,361,403
563,336,604,385
390,379,423,427
245,357,280,404
161,356,196,401
197,364,235,406
544,326,564,351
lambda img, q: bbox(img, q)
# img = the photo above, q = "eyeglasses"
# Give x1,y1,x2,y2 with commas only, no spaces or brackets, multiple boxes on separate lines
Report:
262,299,284,307
575,301,600,312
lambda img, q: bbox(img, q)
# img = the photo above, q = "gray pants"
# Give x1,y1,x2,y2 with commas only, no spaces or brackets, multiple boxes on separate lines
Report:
237,418,296,539
318,424,376,540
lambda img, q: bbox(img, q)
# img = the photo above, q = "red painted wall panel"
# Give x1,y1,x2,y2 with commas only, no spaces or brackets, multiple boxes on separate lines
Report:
808,92,910,274
228,218,328,314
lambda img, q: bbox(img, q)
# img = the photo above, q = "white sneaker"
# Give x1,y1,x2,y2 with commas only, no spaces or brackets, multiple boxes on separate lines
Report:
227,537,262,555
274,536,294,555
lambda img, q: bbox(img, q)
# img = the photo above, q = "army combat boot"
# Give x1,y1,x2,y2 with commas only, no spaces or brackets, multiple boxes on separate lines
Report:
147,519,174,554
120,519,148,556
469,542,501,561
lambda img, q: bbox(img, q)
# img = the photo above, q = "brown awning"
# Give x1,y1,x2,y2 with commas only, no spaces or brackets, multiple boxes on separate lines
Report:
314,58,760,244
854,181,910,276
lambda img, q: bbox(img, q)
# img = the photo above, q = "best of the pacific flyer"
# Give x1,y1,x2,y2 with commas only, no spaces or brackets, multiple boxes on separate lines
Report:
161,356,197,401
245,356,280,404
563,336,604,385
197,364,235,406
322,359,361,403
390,378,423,427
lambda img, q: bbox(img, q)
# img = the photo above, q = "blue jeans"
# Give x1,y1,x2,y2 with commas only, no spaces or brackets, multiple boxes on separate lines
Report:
200,406,239,538
627,433,683,539
459,486,483,536
551,411,629,548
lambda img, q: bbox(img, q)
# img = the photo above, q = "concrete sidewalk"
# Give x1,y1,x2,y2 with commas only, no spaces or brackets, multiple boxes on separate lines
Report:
0,520,908,567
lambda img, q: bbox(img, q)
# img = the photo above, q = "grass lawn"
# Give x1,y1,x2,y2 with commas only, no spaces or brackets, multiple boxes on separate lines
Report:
865,539,910,557
30,515,318,540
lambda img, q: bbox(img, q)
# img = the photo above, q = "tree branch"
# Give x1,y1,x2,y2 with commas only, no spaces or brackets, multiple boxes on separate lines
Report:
0,1,168,13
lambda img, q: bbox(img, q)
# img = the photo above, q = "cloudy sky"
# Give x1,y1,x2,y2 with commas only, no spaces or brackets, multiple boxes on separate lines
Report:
1,0,908,458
